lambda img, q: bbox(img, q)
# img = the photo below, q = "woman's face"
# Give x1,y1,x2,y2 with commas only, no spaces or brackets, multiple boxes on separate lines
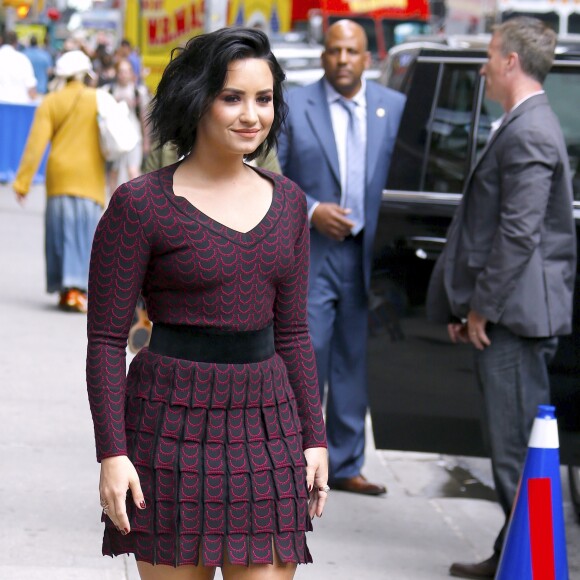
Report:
196,58,275,157
116,60,134,86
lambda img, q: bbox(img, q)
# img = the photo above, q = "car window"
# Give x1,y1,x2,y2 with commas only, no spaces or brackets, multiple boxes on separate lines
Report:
383,49,419,93
569,13,580,34
544,69,580,201
387,61,440,192
423,65,479,193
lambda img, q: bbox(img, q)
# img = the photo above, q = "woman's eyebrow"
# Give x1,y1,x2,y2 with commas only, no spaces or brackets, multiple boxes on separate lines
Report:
220,87,274,95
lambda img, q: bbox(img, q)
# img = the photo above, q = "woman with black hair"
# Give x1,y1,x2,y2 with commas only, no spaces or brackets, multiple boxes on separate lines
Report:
86,27,328,580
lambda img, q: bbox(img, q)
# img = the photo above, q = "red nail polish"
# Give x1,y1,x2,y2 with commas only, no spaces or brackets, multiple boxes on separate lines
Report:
308,484,313,493
123,528,129,535
140,500,146,509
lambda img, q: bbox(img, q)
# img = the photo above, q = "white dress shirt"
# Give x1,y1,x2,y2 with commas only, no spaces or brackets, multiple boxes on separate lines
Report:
489,90,545,139
0,45,37,104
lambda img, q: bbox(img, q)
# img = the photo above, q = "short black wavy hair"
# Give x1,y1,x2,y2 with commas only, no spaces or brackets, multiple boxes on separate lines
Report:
149,27,287,162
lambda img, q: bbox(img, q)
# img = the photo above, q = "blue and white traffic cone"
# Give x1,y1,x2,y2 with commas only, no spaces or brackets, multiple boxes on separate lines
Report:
496,405,568,579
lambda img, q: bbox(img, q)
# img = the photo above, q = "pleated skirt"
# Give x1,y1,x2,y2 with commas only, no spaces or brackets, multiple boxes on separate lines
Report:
102,347,313,567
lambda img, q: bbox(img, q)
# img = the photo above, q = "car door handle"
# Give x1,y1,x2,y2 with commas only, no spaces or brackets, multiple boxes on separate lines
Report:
404,236,447,260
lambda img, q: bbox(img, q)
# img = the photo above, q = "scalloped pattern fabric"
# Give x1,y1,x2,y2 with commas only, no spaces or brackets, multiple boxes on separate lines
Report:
86,164,326,566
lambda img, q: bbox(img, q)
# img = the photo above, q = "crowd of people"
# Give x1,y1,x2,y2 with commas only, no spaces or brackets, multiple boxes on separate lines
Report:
0,29,151,191
1,16,575,580
0,30,146,102
1,30,151,313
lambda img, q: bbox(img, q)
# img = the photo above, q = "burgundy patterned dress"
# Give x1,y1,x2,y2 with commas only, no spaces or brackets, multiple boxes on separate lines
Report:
86,163,327,567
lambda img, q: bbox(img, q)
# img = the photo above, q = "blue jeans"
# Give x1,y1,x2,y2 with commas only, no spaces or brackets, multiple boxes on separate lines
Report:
45,195,102,293
473,323,558,553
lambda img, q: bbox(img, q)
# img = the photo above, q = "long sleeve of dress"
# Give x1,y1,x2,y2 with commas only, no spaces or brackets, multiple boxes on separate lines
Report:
86,184,151,461
273,193,327,450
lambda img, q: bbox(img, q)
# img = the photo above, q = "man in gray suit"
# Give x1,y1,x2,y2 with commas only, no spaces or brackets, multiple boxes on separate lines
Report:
278,20,405,495
427,17,576,578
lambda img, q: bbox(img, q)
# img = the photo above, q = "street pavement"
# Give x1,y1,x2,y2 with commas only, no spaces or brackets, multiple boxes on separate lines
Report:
1,184,579,579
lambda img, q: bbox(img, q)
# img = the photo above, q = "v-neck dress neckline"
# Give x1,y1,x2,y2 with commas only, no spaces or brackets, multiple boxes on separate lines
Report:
161,162,284,247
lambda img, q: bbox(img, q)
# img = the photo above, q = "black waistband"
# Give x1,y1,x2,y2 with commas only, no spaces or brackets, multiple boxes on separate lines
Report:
148,323,275,364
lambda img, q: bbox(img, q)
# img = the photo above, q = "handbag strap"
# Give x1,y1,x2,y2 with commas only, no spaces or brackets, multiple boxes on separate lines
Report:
55,88,85,135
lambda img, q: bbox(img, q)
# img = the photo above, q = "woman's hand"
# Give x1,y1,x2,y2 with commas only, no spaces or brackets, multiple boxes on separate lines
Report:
304,447,329,519
99,455,145,535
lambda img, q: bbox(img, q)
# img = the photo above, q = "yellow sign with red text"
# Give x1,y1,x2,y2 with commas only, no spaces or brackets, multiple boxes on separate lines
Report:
127,0,290,91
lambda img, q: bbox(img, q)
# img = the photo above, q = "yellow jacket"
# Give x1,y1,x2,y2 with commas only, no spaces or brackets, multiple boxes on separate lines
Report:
14,81,107,207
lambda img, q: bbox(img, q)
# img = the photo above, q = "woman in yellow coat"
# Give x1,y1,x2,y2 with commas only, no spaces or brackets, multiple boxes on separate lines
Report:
13,50,106,313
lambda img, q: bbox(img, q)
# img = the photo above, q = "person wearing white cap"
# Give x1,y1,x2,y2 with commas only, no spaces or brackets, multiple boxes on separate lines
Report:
13,50,106,313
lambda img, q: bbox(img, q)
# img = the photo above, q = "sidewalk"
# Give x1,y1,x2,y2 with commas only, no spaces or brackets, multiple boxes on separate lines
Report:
1,184,578,579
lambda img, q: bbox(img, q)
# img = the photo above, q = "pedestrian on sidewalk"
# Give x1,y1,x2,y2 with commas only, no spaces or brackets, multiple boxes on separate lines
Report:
102,58,151,191
277,19,405,496
86,27,328,579
0,30,37,103
13,50,106,313
23,35,53,96
426,17,576,579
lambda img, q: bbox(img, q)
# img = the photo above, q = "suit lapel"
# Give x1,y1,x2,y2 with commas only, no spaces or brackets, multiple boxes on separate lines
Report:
365,84,386,187
304,80,341,186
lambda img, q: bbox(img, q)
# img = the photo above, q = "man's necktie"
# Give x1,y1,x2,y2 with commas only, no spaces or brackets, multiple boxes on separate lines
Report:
339,98,365,235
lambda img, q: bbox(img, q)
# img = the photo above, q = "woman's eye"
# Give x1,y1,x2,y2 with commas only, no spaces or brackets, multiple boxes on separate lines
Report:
223,95,240,103
258,96,273,104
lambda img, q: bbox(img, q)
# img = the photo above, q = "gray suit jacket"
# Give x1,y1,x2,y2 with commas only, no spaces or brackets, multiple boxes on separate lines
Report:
427,93,576,338
277,79,406,293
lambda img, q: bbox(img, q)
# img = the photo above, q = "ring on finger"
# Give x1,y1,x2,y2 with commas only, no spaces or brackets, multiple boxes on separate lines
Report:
318,485,330,493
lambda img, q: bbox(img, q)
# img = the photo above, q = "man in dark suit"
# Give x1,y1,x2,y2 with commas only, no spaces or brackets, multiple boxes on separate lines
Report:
278,20,405,495
427,17,576,578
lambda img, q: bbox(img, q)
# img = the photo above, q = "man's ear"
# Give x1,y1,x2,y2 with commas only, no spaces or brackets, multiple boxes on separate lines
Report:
506,51,519,73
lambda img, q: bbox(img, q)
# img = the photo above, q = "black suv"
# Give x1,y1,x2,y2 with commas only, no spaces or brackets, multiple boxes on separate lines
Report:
367,44,580,514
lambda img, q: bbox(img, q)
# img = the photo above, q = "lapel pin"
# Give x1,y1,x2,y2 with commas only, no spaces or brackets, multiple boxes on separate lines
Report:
376,107,386,118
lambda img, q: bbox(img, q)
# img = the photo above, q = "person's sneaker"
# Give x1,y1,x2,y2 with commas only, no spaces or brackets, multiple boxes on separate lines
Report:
58,291,70,309
59,289,87,313
70,289,88,313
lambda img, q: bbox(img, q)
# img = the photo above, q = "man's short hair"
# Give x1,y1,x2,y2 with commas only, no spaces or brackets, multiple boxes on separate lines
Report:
29,35,38,47
493,17,556,84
